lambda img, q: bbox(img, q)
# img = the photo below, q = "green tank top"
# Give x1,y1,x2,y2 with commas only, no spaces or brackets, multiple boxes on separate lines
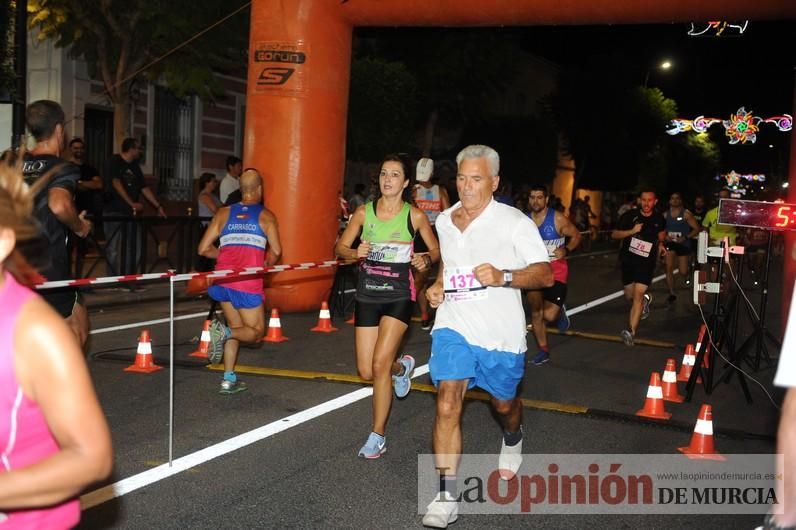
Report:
357,201,415,302
362,201,414,246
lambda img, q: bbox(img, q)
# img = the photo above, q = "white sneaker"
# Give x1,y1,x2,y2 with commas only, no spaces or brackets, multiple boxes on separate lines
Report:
422,491,459,528
498,433,523,481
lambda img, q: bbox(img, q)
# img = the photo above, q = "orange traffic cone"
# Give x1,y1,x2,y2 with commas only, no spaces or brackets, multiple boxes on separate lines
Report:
263,308,290,342
677,344,702,384
678,404,725,461
695,324,706,353
346,311,356,325
636,372,671,420
125,329,163,373
311,301,338,332
189,320,211,358
661,358,685,403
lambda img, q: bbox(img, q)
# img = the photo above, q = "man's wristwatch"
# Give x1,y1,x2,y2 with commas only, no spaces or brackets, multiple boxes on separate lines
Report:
502,269,513,287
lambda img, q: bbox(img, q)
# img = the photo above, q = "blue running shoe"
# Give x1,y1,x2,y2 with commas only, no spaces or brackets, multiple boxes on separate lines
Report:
392,355,415,398
358,432,386,459
556,305,571,332
531,350,549,366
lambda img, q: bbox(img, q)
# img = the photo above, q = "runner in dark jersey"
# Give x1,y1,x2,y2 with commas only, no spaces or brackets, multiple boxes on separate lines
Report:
611,190,666,346
21,100,92,346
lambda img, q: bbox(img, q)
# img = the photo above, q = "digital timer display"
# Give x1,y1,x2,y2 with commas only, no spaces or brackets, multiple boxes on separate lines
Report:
718,199,796,231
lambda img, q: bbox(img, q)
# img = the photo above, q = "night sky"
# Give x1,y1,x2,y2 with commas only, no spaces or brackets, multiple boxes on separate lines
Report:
359,21,794,182
519,21,795,176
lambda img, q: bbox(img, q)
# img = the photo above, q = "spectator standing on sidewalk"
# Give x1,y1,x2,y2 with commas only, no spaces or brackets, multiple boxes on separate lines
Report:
103,138,166,276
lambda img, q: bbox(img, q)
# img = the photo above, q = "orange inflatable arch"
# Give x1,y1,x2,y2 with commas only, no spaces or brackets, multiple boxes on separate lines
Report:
244,0,796,314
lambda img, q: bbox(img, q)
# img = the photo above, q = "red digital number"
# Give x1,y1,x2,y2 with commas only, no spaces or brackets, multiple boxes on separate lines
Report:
776,206,791,227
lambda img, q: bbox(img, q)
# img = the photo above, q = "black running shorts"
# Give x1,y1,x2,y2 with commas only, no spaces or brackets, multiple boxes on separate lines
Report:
542,281,567,307
355,298,413,326
621,261,655,287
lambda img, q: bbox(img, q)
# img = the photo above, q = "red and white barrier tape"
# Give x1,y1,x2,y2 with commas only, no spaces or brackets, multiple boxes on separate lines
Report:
33,260,342,291
171,260,341,282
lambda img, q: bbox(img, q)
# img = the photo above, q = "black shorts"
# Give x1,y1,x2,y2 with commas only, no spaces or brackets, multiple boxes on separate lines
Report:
664,241,692,256
621,260,655,287
41,288,83,318
543,281,567,307
413,225,438,254
355,298,413,326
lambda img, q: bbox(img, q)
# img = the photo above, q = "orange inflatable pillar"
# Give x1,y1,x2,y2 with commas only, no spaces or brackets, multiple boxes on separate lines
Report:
246,0,352,312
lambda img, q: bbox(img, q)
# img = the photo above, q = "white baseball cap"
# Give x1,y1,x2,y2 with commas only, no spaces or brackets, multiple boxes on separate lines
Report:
416,157,434,182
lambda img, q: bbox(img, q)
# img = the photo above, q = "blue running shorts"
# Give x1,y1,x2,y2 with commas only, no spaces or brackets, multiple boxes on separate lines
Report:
208,285,263,309
429,328,526,401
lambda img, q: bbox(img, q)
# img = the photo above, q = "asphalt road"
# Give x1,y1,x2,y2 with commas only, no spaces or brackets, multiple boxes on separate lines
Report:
74,250,786,529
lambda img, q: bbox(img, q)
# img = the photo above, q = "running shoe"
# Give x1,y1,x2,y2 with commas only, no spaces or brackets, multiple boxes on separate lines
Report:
498,431,523,481
393,355,416,398
620,329,634,346
556,305,571,332
421,319,432,331
219,379,247,395
530,350,549,366
422,491,459,528
641,293,651,320
208,319,228,364
358,432,386,459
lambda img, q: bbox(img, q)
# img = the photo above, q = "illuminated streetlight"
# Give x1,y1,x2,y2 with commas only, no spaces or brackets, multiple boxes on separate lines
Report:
644,59,673,88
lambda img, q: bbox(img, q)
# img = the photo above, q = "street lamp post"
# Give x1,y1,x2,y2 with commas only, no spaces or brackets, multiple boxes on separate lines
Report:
644,59,672,88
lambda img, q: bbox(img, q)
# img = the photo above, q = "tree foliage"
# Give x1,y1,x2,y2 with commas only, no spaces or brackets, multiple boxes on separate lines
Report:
359,28,521,157
346,57,417,162
28,0,248,144
460,112,559,185
546,56,679,194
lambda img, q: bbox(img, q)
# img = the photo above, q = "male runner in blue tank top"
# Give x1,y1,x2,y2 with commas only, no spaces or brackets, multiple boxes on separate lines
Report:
526,186,581,365
198,169,282,394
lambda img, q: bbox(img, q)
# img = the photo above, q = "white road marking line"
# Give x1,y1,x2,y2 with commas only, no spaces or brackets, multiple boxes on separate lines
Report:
90,312,211,335
566,273,667,316
81,387,374,509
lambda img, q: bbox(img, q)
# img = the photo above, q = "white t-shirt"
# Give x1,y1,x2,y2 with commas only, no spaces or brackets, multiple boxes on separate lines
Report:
219,173,240,203
773,281,796,387
432,199,550,353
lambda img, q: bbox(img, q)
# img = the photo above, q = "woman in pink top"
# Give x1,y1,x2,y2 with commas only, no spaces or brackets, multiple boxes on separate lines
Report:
0,154,112,528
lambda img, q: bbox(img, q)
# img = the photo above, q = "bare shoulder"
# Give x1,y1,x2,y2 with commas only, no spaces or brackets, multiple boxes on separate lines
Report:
15,296,81,375
410,204,428,221
260,207,278,224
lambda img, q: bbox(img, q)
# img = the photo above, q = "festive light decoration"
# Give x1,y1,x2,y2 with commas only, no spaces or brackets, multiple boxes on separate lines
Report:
688,21,748,37
723,107,760,144
667,107,792,144
715,171,766,187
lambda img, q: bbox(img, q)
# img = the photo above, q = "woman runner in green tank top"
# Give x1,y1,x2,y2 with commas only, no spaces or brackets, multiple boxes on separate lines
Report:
335,153,440,458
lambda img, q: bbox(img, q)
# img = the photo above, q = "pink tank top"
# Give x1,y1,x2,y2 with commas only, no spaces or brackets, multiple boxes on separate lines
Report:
0,272,80,529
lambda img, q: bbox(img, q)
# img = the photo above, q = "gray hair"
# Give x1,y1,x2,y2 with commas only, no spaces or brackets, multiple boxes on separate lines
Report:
455,144,500,177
